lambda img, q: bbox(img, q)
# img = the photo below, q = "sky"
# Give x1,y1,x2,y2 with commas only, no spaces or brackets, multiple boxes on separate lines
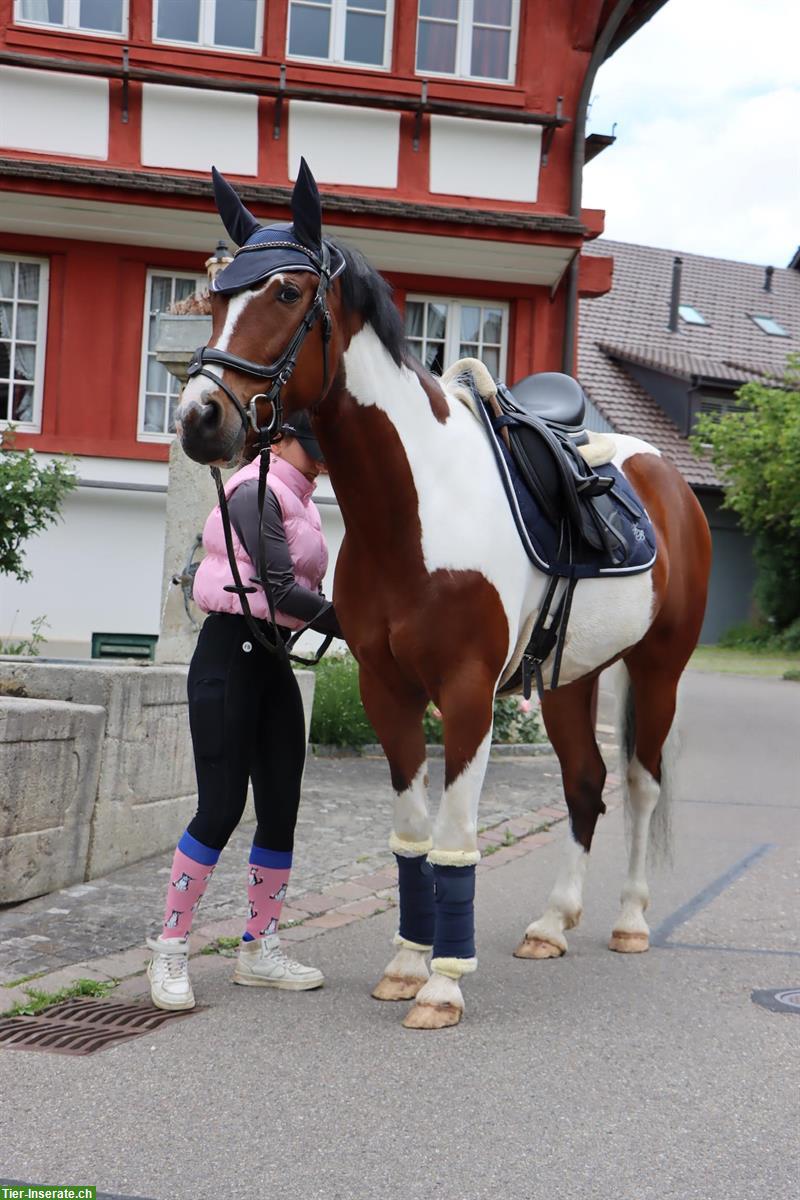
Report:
583,0,799,267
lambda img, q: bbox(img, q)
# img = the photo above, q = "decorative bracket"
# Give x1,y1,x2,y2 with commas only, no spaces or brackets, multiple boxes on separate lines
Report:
273,64,286,140
412,79,428,151
121,45,129,124
541,94,562,165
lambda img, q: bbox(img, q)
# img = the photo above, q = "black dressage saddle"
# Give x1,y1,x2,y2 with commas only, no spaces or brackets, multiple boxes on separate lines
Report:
494,372,630,563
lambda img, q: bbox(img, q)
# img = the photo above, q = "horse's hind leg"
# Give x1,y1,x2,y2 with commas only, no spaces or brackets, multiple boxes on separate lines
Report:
515,676,606,959
609,654,680,954
359,667,434,1001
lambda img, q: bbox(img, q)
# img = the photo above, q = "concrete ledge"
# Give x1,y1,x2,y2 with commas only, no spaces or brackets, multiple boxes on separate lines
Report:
0,696,105,903
0,658,315,898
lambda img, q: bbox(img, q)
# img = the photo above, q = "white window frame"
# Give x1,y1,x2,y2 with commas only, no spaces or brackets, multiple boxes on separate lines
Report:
415,0,520,85
137,270,207,445
404,294,509,379
152,0,265,55
14,0,128,39
286,0,395,71
0,253,49,435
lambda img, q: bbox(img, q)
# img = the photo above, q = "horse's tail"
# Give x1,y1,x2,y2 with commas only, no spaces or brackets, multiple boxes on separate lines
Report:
613,663,676,866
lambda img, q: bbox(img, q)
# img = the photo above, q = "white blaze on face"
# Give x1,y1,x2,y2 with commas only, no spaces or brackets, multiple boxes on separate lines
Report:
177,277,284,415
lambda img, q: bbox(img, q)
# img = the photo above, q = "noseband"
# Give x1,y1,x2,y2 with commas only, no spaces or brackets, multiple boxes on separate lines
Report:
186,239,334,450
186,239,337,667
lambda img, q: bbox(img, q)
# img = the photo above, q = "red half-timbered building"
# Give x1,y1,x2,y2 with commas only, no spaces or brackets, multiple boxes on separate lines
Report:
0,0,664,653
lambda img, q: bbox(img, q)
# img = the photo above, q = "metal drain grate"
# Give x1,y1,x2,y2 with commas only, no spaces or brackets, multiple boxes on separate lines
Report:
0,997,197,1056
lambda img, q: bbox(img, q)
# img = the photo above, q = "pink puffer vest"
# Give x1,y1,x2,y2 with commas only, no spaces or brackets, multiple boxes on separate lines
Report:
193,453,328,629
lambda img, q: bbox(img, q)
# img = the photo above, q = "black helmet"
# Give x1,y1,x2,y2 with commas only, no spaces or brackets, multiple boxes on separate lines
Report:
281,411,324,462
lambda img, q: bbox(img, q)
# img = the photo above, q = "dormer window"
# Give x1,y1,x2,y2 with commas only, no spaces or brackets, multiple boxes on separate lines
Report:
416,0,520,84
678,304,708,326
15,0,126,37
750,314,789,337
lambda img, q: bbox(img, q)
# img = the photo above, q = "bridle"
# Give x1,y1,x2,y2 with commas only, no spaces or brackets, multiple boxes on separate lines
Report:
186,239,334,450
186,239,338,666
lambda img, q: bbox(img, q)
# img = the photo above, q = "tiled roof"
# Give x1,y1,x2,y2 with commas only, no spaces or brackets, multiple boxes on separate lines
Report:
579,239,800,487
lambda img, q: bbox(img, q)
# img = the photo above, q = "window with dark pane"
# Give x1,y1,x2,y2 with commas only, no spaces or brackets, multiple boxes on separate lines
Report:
0,258,45,425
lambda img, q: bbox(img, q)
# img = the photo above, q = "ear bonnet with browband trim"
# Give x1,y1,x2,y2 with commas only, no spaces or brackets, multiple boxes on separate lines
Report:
210,158,346,295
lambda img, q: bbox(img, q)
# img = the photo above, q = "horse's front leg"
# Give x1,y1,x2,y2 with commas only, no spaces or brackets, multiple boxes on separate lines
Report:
404,670,494,1030
359,667,434,1001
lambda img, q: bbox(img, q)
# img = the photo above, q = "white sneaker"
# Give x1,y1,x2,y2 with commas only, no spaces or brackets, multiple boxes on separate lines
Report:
146,934,195,1011
233,935,324,991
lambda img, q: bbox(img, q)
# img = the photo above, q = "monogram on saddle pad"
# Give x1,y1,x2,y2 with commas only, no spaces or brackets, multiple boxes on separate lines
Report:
443,358,657,696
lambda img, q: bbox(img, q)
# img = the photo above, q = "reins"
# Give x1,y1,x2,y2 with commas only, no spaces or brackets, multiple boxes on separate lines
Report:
197,240,337,669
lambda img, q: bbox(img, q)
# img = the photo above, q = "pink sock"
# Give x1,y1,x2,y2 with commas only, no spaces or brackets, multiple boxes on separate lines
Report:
161,836,219,939
245,859,292,940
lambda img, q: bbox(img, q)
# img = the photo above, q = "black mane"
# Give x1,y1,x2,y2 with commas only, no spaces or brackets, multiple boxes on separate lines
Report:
334,241,409,367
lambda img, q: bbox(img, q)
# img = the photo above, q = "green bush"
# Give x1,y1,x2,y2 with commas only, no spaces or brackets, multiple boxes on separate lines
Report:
718,621,777,651
309,653,544,747
778,618,800,654
0,432,78,583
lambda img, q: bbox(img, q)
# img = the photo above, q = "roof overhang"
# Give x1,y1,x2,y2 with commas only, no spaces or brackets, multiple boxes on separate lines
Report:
0,187,576,287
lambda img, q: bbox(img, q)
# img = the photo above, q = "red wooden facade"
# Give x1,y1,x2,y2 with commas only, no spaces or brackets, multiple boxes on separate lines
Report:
0,0,659,464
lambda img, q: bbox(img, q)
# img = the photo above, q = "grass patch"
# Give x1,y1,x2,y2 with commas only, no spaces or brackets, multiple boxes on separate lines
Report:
2,970,47,989
6,976,116,1017
690,645,800,678
199,935,242,956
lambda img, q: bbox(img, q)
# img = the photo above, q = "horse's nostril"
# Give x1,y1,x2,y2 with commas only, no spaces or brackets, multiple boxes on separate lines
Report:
199,400,223,432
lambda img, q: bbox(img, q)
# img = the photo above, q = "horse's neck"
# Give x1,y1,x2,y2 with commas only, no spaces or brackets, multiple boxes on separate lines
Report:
316,326,444,567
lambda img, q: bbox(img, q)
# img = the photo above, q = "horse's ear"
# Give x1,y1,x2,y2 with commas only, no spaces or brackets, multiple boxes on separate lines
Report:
211,166,261,247
291,157,322,250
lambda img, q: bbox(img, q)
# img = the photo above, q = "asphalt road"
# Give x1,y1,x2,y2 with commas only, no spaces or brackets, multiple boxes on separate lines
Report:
1,669,798,1200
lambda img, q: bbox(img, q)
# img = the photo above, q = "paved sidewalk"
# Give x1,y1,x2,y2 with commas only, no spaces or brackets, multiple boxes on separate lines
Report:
0,746,620,1000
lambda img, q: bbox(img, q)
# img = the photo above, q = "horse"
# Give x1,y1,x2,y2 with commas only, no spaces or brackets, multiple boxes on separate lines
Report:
175,161,711,1030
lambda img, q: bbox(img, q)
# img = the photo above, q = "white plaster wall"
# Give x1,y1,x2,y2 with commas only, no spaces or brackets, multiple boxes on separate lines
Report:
429,115,541,203
288,102,399,188
0,67,109,159
0,458,167,658
141,84,258,175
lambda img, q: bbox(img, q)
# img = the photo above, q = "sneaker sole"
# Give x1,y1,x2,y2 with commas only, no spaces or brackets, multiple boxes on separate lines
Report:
232,972,324,991
148,991,196,1011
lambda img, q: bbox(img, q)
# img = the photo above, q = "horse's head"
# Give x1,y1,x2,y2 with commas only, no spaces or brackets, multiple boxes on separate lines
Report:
176,159,347,465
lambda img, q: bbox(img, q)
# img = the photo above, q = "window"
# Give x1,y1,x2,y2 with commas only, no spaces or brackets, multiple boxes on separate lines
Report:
416,0,519,83
405,296,508,378
749,314,789,337
139,272,206,441
15,0,126,36
153,0,263,53
287,0,394,69
679,304,708,326
0,255,49,432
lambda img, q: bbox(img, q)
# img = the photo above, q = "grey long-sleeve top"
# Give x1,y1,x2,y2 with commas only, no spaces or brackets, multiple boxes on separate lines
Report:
228,479,341,637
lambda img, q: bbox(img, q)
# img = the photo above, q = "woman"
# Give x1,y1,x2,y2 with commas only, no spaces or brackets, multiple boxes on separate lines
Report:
147,413,341,1010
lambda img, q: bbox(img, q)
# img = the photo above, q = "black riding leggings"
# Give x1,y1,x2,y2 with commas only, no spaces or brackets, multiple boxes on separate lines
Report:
186,613,307,853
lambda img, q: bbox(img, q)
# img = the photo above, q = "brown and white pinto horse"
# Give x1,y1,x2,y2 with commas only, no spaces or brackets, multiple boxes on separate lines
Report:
177,165,711,1030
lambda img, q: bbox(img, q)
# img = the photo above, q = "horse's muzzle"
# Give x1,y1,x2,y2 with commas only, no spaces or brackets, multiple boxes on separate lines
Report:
176,394,243,465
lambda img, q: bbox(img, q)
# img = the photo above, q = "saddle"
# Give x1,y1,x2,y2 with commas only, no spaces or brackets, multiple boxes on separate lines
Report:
492,373,633,566
441,360,657,697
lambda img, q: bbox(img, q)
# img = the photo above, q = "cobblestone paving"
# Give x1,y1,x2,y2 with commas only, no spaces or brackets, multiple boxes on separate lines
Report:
0,750,572,986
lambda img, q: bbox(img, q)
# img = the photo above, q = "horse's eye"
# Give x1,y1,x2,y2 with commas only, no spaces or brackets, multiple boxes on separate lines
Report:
278,285,301,304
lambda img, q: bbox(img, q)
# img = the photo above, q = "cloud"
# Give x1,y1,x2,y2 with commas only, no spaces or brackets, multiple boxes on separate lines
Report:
583,0,799,265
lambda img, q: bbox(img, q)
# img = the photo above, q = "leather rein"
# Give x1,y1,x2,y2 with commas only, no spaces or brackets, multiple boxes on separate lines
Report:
187,240,336,667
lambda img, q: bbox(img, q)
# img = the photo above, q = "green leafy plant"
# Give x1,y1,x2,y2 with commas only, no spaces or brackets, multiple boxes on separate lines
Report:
310,653,543,747
0,613,48,656
0,428,78,583
692,359,800,631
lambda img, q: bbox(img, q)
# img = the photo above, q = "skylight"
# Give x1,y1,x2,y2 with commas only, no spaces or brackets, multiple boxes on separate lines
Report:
679,304,708,326
750,314,789,337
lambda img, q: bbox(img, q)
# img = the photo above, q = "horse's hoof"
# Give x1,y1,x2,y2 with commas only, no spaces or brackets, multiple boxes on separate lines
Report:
402,1001,462,1030
371,974,426,1001
608,930,649,953
513,936,565,959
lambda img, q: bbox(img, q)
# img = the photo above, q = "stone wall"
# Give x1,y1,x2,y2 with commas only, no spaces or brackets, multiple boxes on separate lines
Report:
0,658,315,903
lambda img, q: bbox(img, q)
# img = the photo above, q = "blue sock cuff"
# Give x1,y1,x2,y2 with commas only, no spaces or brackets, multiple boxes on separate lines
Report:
178,830,221,867
242,932,254,942
250,845,293,870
